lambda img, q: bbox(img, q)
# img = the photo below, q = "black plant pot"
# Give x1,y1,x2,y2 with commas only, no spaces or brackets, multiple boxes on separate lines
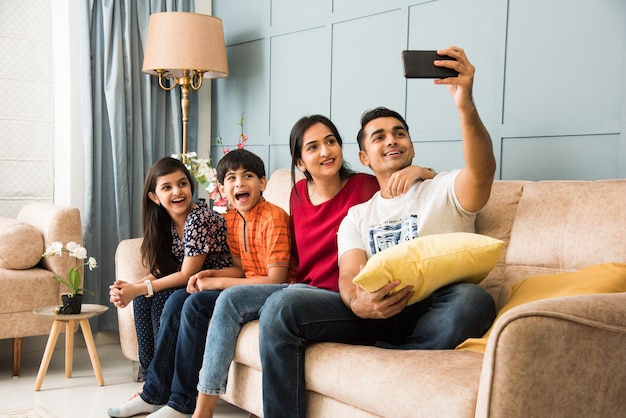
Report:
60,293,83,314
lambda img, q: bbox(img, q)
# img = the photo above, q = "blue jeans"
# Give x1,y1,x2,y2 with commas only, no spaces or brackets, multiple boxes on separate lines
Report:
196,284,289,394
258,283,496,418
139,288,221,414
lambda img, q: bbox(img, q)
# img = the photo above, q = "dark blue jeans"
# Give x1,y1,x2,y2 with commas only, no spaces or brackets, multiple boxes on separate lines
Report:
258,283,496,418
140,288,221,414
132,287,180,380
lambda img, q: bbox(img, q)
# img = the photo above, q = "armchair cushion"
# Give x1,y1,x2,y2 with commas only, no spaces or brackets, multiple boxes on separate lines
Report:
0,217,44,270
353,232,504,306
457,262,626,353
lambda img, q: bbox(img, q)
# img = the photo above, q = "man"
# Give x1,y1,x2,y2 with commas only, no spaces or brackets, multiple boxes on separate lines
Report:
258,46,497,418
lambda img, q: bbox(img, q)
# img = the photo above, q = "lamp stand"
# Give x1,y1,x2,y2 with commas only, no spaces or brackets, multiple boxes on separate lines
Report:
156,69,204,158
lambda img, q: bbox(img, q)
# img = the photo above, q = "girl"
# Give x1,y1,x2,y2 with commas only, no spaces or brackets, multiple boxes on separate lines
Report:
109,157,232,380
191,115,434,417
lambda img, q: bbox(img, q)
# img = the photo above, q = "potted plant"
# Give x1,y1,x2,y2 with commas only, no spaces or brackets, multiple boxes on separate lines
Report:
42,241,98,314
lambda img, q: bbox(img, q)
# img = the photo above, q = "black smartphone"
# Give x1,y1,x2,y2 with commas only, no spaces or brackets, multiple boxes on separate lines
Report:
402,50,458,79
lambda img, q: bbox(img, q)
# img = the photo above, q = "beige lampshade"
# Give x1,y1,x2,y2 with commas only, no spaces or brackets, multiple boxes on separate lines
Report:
142,12,229,79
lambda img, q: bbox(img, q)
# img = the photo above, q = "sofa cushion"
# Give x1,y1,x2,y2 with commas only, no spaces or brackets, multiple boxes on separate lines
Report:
306,342,483,418
457,262,626,353
0,217,44,270
353,232,504,305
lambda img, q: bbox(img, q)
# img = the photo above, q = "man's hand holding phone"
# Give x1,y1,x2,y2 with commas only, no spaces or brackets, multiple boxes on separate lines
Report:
402,50,459,79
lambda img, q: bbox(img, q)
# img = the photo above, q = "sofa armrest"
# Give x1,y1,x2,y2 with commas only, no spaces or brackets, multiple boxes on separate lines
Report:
476,293,626,418
115,238,147,362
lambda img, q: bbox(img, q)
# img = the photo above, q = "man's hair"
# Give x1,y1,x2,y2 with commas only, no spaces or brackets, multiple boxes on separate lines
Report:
216,149,266,184
356,107,410,150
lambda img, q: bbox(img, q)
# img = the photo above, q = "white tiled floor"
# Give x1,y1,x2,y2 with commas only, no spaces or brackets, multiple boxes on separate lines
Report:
0,332,249,418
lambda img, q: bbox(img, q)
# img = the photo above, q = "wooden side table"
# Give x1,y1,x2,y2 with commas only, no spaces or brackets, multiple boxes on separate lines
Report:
33,303,108,391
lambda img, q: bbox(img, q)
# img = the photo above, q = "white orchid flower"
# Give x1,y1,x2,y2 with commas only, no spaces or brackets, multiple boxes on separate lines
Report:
69,245,88,260
43,241,64,257
87,257,98,270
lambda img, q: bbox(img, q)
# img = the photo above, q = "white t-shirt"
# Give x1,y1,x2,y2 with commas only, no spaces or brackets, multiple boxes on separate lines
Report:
337,169,476,261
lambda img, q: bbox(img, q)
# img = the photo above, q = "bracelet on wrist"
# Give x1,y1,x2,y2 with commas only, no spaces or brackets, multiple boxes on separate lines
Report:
144,279,154,298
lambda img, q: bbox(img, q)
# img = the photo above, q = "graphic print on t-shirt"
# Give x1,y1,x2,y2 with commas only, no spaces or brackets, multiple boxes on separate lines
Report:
368,214,419,255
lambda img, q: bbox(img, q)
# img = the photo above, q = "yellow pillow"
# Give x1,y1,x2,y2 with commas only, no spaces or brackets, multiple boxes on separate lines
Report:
352,232,505,306
456,262,626,353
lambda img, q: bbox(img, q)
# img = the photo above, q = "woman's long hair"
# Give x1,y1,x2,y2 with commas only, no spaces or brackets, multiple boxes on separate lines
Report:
289,115,355,201
140,157,195,278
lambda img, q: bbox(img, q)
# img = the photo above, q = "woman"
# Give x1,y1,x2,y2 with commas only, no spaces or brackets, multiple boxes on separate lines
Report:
191,115,434,417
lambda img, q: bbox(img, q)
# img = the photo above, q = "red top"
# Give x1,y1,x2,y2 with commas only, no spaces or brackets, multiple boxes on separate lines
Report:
290,173,379,291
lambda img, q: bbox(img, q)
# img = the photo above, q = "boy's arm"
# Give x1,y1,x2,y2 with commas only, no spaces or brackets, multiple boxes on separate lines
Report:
192,206,293,291
187,257,245,293
193,265,288,291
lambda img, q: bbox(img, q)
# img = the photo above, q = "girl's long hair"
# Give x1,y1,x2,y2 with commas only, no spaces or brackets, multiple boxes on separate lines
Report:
289,115,355,201
140,157,195,278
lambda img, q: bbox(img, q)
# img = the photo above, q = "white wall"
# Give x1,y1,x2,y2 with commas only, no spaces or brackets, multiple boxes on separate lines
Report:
51,1,83,213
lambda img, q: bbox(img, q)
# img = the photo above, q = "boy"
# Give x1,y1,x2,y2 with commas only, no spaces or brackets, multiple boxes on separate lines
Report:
188,148,296,291
108,149,295,418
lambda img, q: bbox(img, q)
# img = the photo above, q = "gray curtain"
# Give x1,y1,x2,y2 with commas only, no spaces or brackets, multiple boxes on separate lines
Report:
79,0,197,331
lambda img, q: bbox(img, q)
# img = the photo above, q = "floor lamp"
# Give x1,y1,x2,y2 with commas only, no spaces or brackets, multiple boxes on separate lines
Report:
142,12,229,158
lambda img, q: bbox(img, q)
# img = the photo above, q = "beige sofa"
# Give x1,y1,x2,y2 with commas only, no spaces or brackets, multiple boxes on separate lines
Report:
116,170,626,417
0,203,82,376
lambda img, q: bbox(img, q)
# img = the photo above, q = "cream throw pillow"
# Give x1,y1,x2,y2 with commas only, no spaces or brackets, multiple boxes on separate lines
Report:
353,232,504,306
456,262,626,353
0,217,44,269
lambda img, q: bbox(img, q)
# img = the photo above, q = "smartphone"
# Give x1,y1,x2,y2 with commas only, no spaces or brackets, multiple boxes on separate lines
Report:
402,50,458,79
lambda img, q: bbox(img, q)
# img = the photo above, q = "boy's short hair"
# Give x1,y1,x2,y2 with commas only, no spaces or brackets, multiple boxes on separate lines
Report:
216,149,266,184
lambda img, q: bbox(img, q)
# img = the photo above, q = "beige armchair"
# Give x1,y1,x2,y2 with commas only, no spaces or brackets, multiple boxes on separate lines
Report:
0,203,82,376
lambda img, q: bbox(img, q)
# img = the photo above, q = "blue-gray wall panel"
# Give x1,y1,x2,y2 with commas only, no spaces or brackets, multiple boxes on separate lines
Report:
212,0,626,181
413,140,465,174
501,134,620,180
214,0,269,45
406,0,505,132
342,143,371,175
270,27,331,141
331,10,407,142
271,0,331,29
212,40,268,146
504,0,625,125
268,144,292,175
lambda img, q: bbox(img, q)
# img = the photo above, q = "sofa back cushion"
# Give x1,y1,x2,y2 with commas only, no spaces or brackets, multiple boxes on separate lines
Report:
506,180,626,272
476,179,626,310
475,181,527,307
0,217,44,269
477,179,626,309
263,169,305,214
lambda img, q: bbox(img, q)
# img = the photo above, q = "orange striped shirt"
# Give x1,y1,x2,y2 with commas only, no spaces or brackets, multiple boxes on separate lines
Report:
223,199,296,280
